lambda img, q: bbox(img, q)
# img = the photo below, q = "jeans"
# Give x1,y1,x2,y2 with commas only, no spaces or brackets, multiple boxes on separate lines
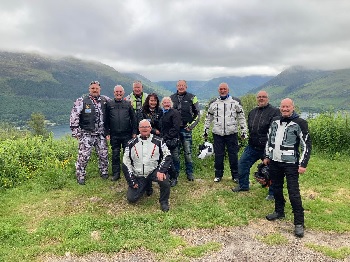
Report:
177,127,193,175
213,133,239,179
169,146,180,180
269,161,304,225
238,145,274,195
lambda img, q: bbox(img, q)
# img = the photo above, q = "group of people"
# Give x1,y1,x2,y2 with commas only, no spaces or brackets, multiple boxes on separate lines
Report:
70,80,200,212
70,79,311,237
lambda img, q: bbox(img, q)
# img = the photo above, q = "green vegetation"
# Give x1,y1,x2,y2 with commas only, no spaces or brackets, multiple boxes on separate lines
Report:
27,113,49,137
182,242,221,258
0,112,350,261
254,66,350,112
306,244,350,260
256,233,288,245
308,111,350,154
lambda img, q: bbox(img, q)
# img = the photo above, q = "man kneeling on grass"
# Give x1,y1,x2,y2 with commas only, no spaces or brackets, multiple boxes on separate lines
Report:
122,119,172,212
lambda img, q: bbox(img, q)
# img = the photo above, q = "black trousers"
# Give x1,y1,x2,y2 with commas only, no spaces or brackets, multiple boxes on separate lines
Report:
110,135,130,176
213,133,239,179
269,160,304,225
126,169,170,205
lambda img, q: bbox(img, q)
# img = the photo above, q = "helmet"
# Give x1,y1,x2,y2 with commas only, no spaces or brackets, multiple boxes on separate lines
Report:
198,142,214,159
254,163,271,188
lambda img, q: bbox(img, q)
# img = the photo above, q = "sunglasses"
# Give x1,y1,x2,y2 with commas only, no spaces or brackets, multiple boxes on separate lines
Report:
90,81,100,86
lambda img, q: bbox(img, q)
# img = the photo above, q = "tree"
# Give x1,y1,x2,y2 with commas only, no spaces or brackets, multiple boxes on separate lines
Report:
28,113,49,137
241,93,257,115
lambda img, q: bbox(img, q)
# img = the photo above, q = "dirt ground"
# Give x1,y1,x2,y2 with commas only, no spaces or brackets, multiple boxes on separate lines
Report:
43,219,350,262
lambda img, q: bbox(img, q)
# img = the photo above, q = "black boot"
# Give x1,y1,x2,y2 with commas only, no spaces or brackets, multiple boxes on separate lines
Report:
266,211,285,221
294,225,304,238
111,173,120,181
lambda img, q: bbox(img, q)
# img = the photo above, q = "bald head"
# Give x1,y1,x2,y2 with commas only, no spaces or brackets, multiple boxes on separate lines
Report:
280,98,295,117
218,82,229,97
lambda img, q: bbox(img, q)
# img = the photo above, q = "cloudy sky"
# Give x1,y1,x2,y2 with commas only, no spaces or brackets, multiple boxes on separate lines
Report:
1,0,350,81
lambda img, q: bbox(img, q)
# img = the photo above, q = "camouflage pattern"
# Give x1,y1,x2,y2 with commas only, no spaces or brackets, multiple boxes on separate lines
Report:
70,95,109,137
75,133,108,180
70,95,110,180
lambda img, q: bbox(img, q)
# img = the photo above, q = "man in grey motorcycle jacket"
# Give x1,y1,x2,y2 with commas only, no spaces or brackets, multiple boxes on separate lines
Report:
203,82,248,182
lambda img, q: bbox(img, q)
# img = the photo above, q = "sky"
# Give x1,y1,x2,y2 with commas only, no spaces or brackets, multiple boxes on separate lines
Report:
1,0,350,81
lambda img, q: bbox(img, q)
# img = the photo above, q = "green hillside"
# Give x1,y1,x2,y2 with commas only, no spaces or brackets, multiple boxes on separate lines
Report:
2,51,349,126
252,66,350,112
0,52,166,125
122,72,172,97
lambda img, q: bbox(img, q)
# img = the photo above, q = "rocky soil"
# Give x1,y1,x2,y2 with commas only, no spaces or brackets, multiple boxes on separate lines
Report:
43,219,350,262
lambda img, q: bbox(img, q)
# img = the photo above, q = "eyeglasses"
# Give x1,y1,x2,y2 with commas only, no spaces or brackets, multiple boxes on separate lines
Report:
90,81,100,86
257,96,268,98
139,126,151,128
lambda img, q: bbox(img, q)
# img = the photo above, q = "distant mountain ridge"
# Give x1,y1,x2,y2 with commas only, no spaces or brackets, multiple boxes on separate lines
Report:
1,51,350,125
156,75,274,101
251,66,350,112
0,51,169,125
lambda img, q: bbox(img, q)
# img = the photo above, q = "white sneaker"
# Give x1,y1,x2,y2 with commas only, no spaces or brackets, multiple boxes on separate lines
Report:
214,177,221,182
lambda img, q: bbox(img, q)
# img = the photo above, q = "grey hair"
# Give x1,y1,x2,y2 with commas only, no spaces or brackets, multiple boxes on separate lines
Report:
133,80,143,87
161,96,173,108
139,119,151,127
114,85,124,92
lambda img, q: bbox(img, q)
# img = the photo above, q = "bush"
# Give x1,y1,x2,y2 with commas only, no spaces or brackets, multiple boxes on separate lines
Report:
308,111,350,155
0,122,28,141
0,134,76,189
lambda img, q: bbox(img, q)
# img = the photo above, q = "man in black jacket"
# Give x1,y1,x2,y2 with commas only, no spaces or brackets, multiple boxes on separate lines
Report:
170,80,200,181
70,81,110,185
232,91,280,196
105,85,137,181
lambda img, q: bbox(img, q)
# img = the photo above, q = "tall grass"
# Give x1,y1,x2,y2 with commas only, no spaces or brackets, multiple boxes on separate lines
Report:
308,111,350,155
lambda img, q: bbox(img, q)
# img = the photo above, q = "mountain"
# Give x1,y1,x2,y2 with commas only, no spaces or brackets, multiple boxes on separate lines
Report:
155,81,207,94
0,52,166,125
122,72,172,97
156,75,273,102
200,76,274,100
251,66,350,112
2,51,349,126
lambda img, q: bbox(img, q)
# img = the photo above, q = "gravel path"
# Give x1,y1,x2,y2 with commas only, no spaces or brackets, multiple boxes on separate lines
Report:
43,220,350,262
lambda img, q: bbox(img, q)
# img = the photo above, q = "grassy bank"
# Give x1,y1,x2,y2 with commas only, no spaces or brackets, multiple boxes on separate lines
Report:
0,151,349,261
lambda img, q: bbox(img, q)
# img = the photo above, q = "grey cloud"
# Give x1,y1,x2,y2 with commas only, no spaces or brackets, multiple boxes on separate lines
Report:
1,0,350,80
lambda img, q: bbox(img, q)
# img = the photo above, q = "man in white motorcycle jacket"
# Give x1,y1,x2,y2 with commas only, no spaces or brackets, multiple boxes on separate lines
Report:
122,119,172,212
